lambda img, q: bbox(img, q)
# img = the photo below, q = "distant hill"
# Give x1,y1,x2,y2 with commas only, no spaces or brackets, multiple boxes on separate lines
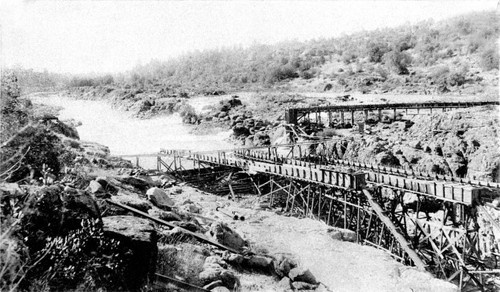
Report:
111,10,498,97
9,10,499,97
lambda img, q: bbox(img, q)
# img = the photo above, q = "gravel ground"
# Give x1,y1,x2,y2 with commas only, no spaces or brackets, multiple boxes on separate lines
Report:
170,185,458,292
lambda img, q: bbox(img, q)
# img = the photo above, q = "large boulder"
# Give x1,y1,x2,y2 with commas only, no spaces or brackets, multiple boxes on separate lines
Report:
277,277,293,291
253,132,271,146
243,255,274,274
288,267,317,285
208,222,247,251
19,185,101,252
95,176,119,194
273,254,298,278
146,187,175,210
232,124,250,137
327,227,357,242
109,192,153,213
61,190,101,229
199,265,239,290
156,243,208,287
103,215,157,291
116,176,151,192
292,281,318,290
87,180,104,194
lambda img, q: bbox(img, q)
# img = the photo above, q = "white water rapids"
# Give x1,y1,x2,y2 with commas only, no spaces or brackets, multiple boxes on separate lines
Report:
31,94,233,155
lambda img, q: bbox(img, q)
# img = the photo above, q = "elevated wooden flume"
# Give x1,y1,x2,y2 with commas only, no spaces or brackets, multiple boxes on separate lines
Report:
119,101,500,291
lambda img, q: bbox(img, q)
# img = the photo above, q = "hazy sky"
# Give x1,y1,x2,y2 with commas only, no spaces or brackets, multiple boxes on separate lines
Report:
1,1,497,74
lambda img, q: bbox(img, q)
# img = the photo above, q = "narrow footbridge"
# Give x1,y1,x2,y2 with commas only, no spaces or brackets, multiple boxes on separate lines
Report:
285,100,500,125
121,141,500,291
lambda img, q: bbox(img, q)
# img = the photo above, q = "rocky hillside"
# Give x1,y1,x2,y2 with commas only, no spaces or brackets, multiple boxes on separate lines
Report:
99,10,498,97
10,10,497,101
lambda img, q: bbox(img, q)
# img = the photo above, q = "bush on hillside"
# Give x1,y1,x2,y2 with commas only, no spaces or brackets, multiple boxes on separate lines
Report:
383,50,412,74
267,65,299,83
365,41,390,63
480,44,499,71
341,51,358,64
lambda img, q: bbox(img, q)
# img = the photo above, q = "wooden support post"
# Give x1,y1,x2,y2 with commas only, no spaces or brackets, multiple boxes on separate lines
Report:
327,197,334,225
136,156,139,167
306,186,311,216
393,108,397,120
341,111,344,125
364,110,368,122
270,177,274,207
356,197,361,243
290,184,297,213
378,109,382,121
343,191,347,229
318,187,322,219
310,187,315,218
351,111,355,125
328,111,332,126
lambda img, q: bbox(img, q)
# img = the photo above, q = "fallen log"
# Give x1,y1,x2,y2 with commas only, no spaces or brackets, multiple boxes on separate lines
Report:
105,199,241,254
155,273,210,292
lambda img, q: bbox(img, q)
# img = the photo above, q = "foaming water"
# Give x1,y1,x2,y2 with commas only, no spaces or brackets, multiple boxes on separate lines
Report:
31,94,233,155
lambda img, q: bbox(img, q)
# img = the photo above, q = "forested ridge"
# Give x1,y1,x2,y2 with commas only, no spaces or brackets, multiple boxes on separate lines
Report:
8,11,499,96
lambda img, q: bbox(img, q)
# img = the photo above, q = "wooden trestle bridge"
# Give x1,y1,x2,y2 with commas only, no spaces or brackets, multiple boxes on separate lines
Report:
285,101,500,126
121,140,500,291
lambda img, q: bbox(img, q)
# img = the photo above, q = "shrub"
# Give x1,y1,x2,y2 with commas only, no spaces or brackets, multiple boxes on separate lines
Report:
25,219,130,291
383,50,412,74
447,71,466,86
300,70,315,80
267,65,299,83
1,218,27,292
480,44,499,71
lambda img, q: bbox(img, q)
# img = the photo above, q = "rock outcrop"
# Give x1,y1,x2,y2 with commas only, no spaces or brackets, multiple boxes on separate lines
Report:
103,215,158,291
208,222,248,251
147,187,175,210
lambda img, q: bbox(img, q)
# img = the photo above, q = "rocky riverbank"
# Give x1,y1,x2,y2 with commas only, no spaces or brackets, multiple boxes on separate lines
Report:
59,85,500,181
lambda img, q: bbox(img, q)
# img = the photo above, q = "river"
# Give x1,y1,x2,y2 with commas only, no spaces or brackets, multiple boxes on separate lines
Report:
31,94,233,155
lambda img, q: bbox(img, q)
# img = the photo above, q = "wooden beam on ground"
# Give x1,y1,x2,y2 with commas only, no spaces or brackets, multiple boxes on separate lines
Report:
362,190,427,271
155,273,210,292
106,199,241,254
